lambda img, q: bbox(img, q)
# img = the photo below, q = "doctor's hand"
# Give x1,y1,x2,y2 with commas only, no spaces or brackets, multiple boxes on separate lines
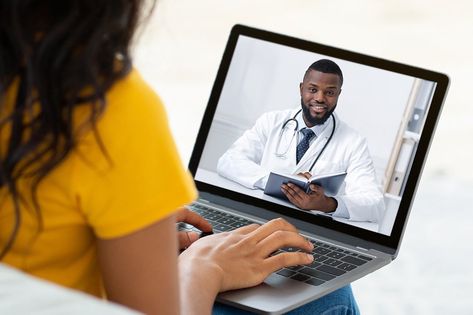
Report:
176,207,213,251
281,183,337,213
297,172,312,180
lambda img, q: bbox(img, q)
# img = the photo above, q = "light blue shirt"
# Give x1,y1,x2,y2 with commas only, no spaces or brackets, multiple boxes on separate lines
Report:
295,112,330,145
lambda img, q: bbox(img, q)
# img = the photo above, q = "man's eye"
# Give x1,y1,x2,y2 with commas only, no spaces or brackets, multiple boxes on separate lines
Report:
326,90,335,96
309,88,317,93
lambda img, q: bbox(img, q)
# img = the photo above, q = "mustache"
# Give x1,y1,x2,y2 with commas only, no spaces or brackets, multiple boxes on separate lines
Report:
300,98,336,126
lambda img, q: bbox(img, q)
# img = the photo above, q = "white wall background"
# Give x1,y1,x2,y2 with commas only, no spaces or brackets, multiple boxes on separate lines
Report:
134,1,473,314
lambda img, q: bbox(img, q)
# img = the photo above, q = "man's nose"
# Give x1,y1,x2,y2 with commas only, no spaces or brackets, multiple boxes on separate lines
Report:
313,90,325,102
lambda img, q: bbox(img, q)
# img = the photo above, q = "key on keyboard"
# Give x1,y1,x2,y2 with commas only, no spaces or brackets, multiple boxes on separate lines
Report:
276,240,372,286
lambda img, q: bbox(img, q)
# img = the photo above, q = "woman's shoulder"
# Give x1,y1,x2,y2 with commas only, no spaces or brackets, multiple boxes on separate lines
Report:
108,69,158,103
73,69,173,171
104,69,166,126
70,69,196,239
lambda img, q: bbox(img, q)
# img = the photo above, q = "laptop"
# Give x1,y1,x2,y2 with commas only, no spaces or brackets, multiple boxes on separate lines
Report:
181,24,449,314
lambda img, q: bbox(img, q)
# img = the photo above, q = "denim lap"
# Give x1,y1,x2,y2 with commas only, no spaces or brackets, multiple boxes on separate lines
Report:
212,285,360,315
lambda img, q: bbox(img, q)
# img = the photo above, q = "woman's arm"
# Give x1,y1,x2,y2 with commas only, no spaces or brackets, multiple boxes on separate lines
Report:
98,215,314,315
97,214,180,315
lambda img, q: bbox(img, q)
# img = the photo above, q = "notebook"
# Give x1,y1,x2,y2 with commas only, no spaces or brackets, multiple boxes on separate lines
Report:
185,24,449,314
263,171,347,199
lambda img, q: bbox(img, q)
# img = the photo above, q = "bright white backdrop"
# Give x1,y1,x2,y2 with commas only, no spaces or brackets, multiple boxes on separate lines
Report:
134,1,473,313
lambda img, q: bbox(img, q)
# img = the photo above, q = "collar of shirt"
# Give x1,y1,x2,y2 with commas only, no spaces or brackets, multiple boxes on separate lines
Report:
295,110,330,143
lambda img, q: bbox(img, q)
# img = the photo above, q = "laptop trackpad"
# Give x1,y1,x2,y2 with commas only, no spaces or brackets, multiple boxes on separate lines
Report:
216,273,327,314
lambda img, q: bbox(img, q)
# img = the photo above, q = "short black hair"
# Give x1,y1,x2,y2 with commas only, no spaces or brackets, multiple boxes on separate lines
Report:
304,59,343,87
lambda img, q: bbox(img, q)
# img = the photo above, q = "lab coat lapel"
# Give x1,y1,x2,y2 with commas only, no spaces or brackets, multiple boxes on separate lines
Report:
284,109,301,171
266,108,301,173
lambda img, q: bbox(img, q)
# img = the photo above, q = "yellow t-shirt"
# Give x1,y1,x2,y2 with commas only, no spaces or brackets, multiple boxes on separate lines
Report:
0,70,197,296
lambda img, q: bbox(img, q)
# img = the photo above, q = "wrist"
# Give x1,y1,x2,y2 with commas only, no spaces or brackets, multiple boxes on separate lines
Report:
323,196,337,212
178,254,223,315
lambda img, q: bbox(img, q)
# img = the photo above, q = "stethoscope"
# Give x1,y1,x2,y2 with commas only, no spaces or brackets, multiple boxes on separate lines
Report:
274,109,336,172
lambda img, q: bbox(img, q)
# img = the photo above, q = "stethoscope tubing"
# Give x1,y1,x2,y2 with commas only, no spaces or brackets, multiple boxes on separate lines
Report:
308,114,336,172
276,109,336,172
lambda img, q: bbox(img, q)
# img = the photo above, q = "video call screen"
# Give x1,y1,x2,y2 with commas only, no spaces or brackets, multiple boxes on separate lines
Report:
194,35,437,237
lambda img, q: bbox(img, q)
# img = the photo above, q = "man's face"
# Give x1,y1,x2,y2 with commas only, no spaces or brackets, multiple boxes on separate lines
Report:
299,70,342,127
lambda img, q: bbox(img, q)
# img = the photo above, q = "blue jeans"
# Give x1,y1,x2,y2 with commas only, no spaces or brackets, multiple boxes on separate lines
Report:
212,285,360,315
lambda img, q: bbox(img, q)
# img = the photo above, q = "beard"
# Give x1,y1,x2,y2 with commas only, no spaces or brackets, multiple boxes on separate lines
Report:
301,99,336,126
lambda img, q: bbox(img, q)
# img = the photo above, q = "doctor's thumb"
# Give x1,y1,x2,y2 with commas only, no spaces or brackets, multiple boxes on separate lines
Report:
309,184,319,192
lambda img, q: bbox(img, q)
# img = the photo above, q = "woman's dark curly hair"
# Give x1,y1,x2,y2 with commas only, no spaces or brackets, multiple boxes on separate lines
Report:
0,0,154,259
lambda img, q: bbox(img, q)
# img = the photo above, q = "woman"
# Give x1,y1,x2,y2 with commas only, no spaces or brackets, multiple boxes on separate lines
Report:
0,1,359,314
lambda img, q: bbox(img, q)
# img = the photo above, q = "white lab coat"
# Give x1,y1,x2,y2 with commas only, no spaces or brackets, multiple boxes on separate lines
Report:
217,108,385,222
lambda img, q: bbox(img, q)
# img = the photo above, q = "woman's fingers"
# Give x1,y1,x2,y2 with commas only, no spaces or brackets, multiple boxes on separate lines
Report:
175,207,212,250
257,230,313,258
176,207,213,232
232,223,261,235
178,231,200,250
246,218,298,244
264,251,314,273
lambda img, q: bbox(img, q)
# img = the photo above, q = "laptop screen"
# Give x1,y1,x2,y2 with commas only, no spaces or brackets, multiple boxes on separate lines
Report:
189,25,449,248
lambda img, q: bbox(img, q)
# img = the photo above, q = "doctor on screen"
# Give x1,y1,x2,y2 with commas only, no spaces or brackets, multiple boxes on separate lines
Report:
217,59,384,222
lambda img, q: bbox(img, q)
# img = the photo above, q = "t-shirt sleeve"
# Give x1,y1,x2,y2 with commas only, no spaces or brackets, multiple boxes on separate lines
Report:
74,70,197,239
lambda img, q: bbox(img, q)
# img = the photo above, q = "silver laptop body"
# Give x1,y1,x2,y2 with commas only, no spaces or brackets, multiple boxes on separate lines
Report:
186,25,449,314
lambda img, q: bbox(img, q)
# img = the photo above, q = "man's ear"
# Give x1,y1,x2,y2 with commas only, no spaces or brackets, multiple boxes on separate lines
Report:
299,82,303,95
338,88,342,96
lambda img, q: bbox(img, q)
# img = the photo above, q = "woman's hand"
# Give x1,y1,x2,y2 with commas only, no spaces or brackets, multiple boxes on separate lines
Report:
175,207,212,251
178,218,314,314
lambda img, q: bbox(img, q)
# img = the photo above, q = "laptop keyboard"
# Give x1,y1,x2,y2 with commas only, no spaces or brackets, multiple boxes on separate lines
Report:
179,203,372,287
